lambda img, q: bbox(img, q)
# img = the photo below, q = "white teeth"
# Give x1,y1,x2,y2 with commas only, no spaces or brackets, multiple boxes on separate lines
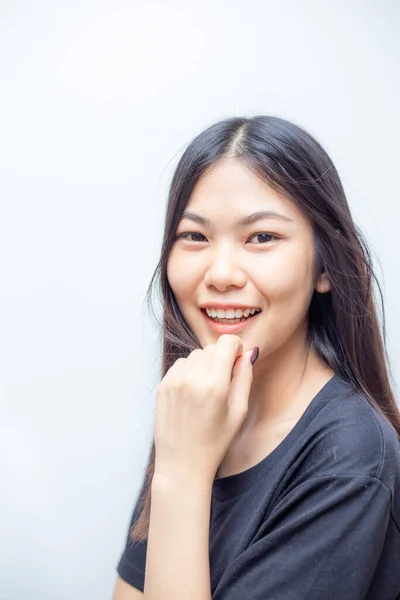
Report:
205,307,260,319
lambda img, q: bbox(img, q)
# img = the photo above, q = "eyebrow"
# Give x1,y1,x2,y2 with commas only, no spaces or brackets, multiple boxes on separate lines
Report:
180,210,294,227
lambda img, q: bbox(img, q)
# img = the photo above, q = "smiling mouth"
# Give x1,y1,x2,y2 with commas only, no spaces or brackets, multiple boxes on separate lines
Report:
200,308,261,324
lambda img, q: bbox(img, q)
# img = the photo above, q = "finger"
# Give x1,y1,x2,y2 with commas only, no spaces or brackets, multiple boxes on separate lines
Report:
186,348,203,361
227,349,254,418
213,334,244,387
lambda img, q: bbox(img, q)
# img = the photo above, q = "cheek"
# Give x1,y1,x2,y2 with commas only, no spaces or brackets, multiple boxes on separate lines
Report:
166,253,196,301
259,263,314,345
260,249,314,305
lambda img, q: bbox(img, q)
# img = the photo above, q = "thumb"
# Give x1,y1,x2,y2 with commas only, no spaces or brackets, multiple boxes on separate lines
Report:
227,347,259,418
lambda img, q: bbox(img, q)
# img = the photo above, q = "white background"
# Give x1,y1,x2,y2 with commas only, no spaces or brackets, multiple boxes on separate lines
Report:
1,1,399,598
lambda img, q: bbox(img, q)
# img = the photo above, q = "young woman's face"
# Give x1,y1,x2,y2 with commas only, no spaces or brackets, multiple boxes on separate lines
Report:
167,158,329,358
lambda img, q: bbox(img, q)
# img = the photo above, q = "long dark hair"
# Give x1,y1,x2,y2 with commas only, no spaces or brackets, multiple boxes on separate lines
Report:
129,115,400,542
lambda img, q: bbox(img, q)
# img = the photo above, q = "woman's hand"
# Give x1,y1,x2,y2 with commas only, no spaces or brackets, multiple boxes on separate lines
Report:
153,334,258,486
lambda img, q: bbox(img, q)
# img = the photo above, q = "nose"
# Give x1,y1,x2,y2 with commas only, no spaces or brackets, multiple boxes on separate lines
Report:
203,244,247,291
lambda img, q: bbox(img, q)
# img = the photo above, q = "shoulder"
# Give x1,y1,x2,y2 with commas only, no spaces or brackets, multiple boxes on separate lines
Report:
297,376,400,487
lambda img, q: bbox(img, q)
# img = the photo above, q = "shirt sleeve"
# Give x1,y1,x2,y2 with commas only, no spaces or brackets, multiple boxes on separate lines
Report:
212,474,391,600
116,482,148,592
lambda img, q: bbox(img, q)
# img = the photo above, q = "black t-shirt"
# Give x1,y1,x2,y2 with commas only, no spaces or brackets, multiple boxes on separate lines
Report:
116,373,400,599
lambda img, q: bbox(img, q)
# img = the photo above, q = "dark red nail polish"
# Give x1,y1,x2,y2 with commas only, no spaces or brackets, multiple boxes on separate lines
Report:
250,346,259,365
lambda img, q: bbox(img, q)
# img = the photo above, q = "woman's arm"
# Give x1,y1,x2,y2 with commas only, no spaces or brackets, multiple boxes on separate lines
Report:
112,576,144,599
143,471,213,600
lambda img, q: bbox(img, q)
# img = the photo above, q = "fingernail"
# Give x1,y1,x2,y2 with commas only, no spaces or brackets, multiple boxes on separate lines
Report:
250,346,259,365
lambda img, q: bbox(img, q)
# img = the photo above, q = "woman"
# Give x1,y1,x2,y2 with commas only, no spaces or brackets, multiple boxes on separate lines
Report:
113,115,400,600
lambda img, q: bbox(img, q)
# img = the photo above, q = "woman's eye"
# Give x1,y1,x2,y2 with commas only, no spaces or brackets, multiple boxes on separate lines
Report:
176,232,207,242
248,232,277,244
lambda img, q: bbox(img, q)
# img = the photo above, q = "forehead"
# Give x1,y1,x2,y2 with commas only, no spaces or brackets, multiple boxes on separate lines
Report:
185,159,304,223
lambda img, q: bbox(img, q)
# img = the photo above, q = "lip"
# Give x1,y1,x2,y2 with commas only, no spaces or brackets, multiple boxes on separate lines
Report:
200,308,262,334
200,302,262,310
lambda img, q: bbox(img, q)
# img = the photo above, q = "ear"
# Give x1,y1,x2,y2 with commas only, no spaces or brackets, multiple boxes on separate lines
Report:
315,271,331,294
